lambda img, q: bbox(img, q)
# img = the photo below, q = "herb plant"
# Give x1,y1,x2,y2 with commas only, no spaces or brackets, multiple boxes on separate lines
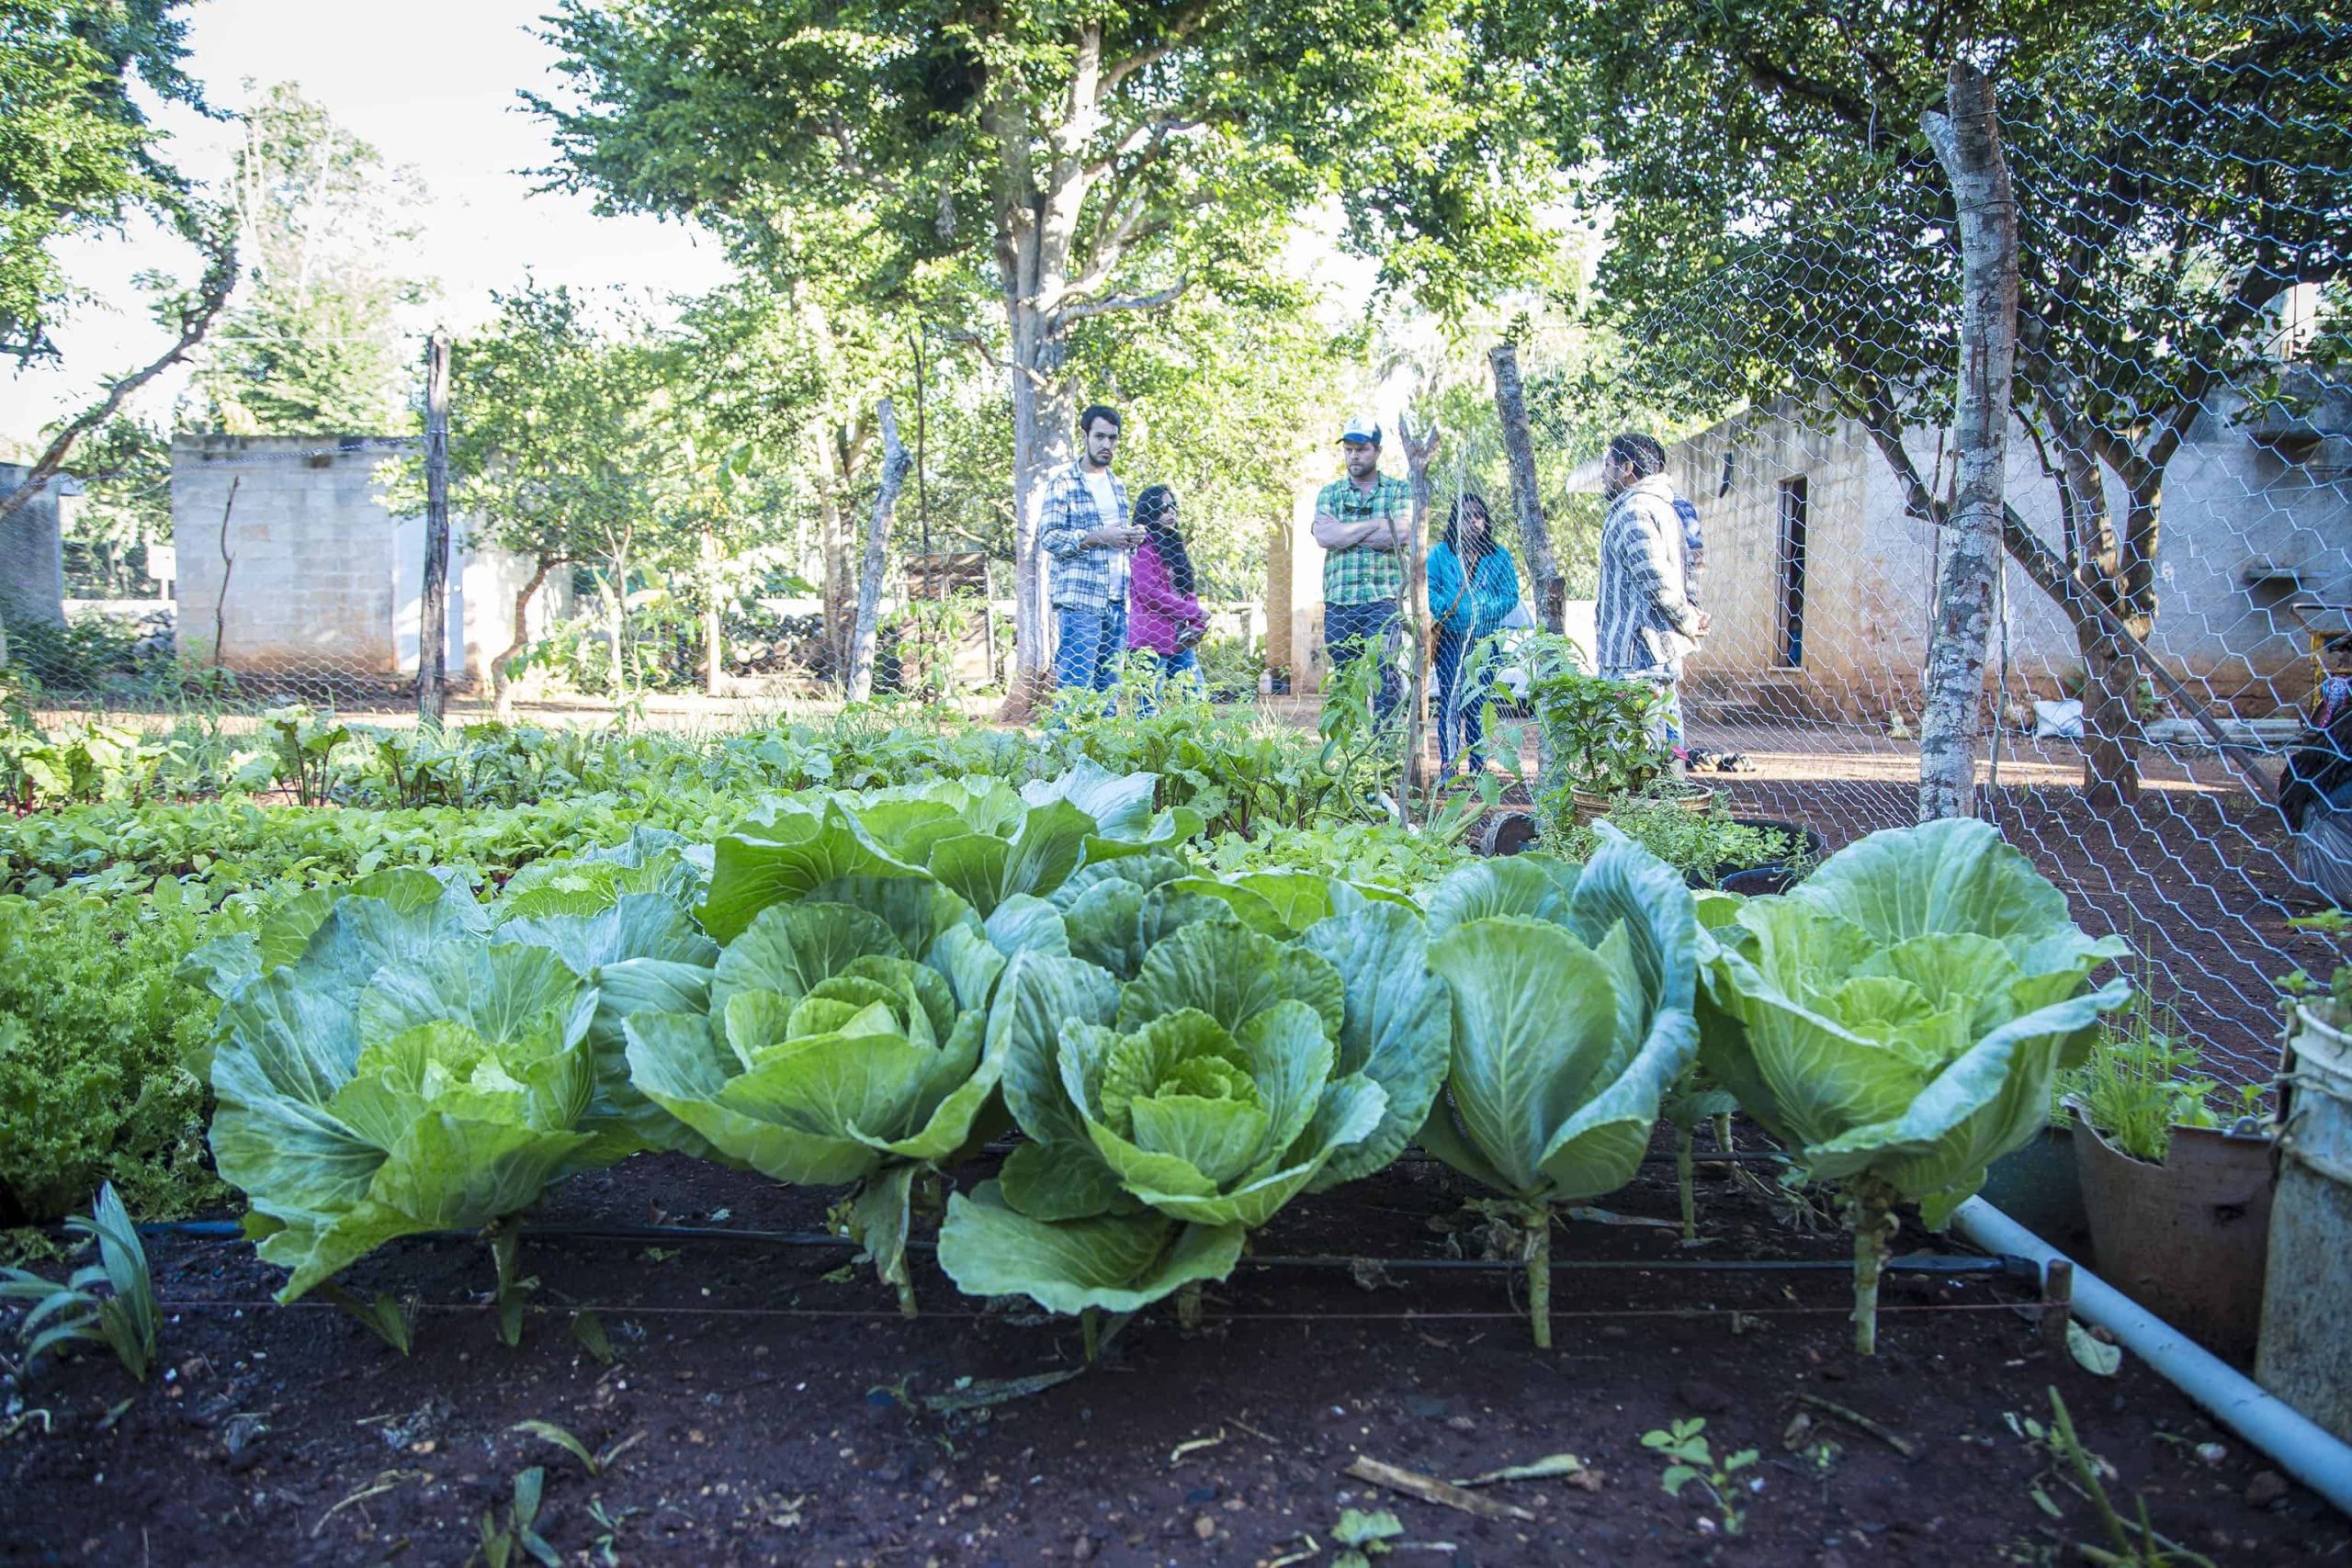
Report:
0,1184,160,1381
1642,1416,1759,1535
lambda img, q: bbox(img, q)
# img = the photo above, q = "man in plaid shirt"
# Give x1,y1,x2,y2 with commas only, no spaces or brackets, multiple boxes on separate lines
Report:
1040,403,1144,702
1311,415,1413,722
1594,432,1710,749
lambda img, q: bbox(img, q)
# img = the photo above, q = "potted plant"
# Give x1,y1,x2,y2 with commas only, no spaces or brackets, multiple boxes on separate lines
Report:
2064,992,2272,1361
1545,796,1822,893
1527,668,1712,827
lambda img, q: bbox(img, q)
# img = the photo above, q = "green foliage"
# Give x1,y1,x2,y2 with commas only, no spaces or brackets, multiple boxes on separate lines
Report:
0,0,209,361
1332,1506,1405,1567
1530,668,1671,801
939,859,1451,1318
0,887,224,1224
2057,991,2241,1164
1202,821,1476,897
1641,1416,1758,1536
1547,799,1803,888
1697,818,2130,1352
188,82,427,433
0,1184,161,1381
474,1467,561,1568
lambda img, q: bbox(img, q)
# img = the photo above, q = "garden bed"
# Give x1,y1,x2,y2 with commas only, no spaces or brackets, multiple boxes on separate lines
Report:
4,1141,2338,1567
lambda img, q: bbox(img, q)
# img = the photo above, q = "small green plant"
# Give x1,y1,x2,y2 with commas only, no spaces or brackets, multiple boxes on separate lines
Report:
2011,1389,2219,1567
511,1418,643,1478
1548,796,1804,886
474,1467,560,1568
255,705,354,807
0,1183,160,1381
1642,1416,1759,1535
2058,990,2222,1163
1331,1507,1405,1566
1529,667,1673,799
324,1285,417,1355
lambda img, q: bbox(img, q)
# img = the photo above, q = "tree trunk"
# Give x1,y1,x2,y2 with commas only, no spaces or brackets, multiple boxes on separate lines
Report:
1398,413,1440,814
701,526,725,698
493,556,554,722
598,557,628,702
1003,302,1075,718
847,400,912,702
418,331,453,727
1488,343,1563,632
1916,62,2018,823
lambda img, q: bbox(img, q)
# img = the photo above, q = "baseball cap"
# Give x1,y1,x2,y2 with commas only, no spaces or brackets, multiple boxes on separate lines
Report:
1340,415,1382,446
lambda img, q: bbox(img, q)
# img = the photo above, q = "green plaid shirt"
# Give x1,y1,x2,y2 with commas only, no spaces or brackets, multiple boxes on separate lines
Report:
1317,475,1412,605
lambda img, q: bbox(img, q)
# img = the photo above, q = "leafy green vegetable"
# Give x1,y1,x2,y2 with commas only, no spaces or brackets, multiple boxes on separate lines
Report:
939,874,1452,1321
1697,818,2129,1352
1413,837,1702,1346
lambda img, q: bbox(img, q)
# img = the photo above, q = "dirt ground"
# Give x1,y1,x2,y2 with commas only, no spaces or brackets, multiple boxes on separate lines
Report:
5,1142,2344,1568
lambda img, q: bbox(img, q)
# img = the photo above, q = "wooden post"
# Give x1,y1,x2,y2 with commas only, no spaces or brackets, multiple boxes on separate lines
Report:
1917,61,2018,822
418,330,453,725
2041,1258,2075,1355
1489,343,1564,633
846,399,912,701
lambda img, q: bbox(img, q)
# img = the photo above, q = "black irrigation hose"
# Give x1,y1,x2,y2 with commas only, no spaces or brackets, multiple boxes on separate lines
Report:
137,1219,2036,1280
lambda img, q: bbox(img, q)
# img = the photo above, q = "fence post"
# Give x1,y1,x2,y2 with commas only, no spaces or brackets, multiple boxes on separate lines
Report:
1917,60,2018,822
1488,342,1564,634
419,329,453,726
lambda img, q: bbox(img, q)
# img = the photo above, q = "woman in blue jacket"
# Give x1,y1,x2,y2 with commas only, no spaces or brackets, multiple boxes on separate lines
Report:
1427,491,1521,774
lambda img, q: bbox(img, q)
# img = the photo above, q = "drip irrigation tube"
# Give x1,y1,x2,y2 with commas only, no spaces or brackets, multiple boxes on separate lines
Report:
1952,1196,2352,1519
136,1218,2030,1279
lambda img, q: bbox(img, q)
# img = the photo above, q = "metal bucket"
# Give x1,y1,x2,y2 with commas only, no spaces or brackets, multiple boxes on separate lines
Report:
2259,1002,2352,1440
2072,1102,2273,1364
1980,1123,2089,1253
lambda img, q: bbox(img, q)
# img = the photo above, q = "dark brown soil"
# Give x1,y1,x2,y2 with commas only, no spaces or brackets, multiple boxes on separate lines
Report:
6,1146,2342,1567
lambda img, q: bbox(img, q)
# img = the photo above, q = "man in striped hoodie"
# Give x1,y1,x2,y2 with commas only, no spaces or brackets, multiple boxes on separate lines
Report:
1593,433,1710,749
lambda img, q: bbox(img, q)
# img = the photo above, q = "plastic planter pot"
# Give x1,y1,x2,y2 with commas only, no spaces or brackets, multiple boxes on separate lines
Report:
1707,817,1828,897
2259,1001,2352,1440
2071,1100,2273,1364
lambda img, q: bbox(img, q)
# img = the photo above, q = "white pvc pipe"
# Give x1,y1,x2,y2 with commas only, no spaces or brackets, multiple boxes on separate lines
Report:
1952,1196,2352,1518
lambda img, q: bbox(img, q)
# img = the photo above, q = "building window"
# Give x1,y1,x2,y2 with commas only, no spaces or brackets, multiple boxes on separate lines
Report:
1777,476,1808,668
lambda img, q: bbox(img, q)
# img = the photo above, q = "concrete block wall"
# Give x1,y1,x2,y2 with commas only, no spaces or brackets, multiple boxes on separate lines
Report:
0,462,72,631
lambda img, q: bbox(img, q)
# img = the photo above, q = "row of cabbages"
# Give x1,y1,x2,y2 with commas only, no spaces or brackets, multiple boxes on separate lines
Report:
185,765,2126,1353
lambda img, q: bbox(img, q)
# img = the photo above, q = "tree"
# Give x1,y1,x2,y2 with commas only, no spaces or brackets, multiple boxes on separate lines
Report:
532,0,1550,710
0,0,210,364
1505,0,2352,801
188,82,430,434
0,0,233,537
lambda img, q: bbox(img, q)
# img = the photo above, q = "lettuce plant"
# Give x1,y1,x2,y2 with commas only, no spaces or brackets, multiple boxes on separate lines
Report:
1697,818,2129,1352
1412,840,1702,1347
937,869,1452,1337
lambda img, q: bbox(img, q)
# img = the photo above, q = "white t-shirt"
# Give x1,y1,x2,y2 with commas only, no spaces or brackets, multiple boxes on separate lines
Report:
1083,467,1119,533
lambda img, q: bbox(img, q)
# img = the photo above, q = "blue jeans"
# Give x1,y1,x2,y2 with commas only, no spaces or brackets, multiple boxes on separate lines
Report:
1053,604,1127,700
1134,646,1205,715
1324,600,1400,722
1433,630,1496,771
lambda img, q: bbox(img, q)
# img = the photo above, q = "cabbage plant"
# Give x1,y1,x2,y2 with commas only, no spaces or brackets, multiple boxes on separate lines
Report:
1697,818,2128,1352
938,875,1452,1337
1413,840,1702,1347
203,854,715,1308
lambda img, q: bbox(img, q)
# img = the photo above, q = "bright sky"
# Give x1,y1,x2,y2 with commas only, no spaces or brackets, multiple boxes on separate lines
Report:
0,0,734,447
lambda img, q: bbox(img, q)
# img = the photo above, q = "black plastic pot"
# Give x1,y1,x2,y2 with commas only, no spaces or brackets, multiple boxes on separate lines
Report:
1697,817,1827,896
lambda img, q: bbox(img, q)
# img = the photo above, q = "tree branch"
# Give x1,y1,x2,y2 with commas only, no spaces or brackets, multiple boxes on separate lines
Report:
0,234,237,526
1051,280,1188,331
1100,0,1216,98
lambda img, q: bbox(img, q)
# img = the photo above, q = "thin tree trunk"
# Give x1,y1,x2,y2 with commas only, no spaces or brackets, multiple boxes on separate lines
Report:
1003,310,1074,718
494,557,554,721
418,331,453,726
701,526,725,698
1397,413,1440,815
1488,343,1563,632
847,400,912,702
1917,61,2018,823
210,479,240,669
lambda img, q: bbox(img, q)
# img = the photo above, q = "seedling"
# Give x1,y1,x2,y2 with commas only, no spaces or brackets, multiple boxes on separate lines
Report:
511,1418,644,1478
1642,1416,1759,1536
586,1498,639,1566
1331,1507,1404,1567
0,1184,159,1382
2007,1390,2216,1567
324,1286,417,1355
475,1466,560,1568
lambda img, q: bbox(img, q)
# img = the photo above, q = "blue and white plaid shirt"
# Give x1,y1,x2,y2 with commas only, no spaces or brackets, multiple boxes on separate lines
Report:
1595,476,1704,681
1038,460,1131,612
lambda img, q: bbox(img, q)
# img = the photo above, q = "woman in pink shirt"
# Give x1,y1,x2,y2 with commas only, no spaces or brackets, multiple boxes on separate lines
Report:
1125,484,1209,700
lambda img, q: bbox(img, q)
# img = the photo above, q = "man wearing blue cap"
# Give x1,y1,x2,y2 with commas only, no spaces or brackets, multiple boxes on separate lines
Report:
1311,415,1412,722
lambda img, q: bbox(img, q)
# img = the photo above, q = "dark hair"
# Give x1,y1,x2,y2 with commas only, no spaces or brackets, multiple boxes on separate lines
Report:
1442,491,1497,568
1133,484,1195,595
1605,432,1667,479
1078,403,1122,436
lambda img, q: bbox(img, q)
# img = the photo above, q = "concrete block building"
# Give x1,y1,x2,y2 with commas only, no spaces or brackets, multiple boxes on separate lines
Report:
171,434,563,685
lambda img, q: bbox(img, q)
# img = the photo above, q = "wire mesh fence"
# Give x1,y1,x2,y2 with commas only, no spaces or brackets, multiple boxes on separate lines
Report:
1426,7,2350,1087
